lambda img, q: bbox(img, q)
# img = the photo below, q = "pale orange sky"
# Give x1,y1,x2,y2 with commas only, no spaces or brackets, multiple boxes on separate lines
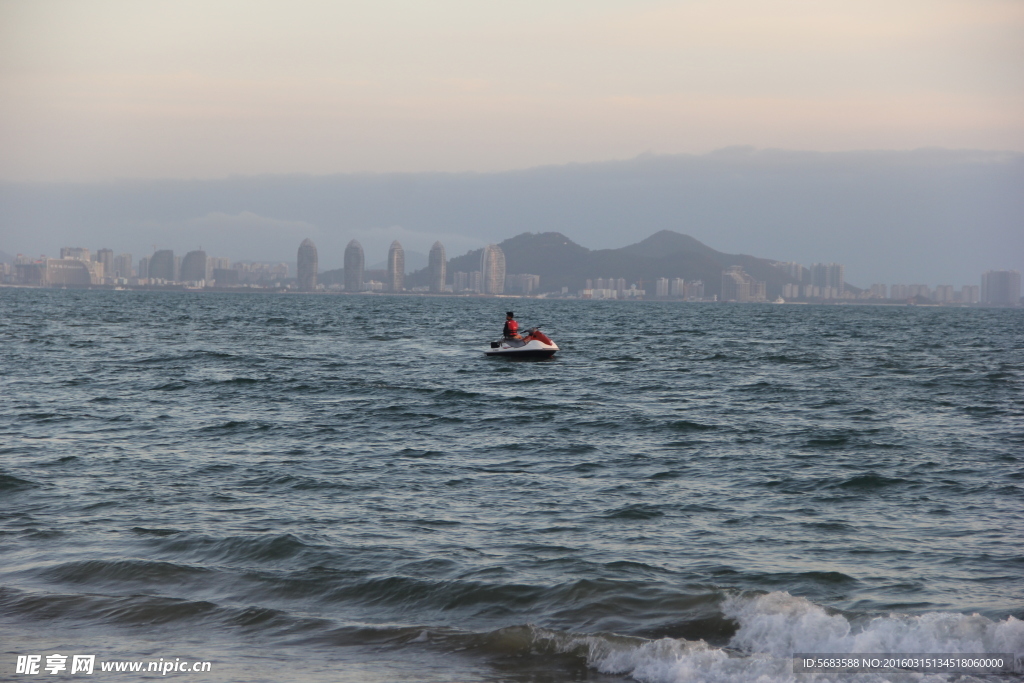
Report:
1,0,1022,181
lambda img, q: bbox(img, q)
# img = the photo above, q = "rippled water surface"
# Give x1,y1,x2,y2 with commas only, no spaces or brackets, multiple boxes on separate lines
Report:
1,289,1022,682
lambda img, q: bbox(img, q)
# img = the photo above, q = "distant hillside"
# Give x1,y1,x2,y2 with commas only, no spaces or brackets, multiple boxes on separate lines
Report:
406,230,799,297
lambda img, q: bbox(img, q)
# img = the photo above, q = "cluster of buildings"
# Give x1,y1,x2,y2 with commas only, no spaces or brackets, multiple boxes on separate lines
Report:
447,244,511,295
323,239,540,296
772,261,1020,305
5,247,290,289
2,239,515,296
776,262,848,301
331,239,429,293
326,239,517,295
579,277,645,300
867,284,980,304
574,277,707,300
3,241,1021,306
721,267,767,302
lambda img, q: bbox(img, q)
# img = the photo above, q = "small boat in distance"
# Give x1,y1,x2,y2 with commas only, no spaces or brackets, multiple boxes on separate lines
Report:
485,327,559,359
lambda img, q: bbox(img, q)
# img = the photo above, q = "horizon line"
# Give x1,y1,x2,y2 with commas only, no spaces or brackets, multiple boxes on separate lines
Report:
1,146,1021,186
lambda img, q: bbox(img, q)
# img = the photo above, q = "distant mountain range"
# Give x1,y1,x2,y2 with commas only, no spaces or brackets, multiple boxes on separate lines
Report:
404,230,804,297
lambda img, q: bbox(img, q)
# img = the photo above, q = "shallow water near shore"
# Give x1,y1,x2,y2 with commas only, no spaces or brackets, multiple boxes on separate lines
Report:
1,289,1022,682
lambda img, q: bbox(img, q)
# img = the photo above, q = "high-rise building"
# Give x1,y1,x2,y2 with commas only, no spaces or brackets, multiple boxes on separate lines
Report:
95,249,114,280
810,263,845,295
148,250,175,281
15,261,46,285
454,271,469,292
344,240,364,292
42,259,103,285
721,266,766,302
961,285,980,304
297,238,318,291
137,257,149,279
778,261,803,281
60,247,91,261
480,245,505,295
670,278,685,297
469,270,483,293
113,253,133,278
180,250,208,282
428,241,446,293
722,267,749,301
656,278,669,297
506,273,541,294
387,240,404,292
981,270,1021,305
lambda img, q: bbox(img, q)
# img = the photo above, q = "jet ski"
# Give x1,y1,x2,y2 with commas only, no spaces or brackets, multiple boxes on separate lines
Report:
486,327,559,359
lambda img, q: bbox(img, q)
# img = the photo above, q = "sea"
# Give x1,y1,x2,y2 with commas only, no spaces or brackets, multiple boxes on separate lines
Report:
1,288,1021,682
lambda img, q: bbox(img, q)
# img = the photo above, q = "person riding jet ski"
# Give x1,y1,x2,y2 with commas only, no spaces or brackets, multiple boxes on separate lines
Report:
503,311,522,340
487,311,559,358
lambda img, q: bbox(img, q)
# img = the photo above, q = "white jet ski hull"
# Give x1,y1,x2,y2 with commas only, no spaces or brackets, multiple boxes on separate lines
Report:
485,338,559,359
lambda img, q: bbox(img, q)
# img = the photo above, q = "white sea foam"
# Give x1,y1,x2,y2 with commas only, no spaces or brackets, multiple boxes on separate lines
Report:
570,592,1024,683
724,592,1024,658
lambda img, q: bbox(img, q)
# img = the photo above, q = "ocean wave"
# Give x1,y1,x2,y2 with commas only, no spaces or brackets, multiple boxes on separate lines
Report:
723,591,1024,658
2,581,1021,681
407,597,1024,683
0,473,40,492
577,592,1024,683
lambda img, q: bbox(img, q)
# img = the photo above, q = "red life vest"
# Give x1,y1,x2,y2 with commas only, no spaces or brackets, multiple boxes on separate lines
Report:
507,320,519,334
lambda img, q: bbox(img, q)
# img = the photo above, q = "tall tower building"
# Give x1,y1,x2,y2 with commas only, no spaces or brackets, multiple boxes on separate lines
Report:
297,238,318,291
480,244,505,295
113,253,133,278
148,250,175,281
344,240,364,292
95,249,114,279
721,266,765,302
779,262,803,281
387,240,405,292
810,263,845,295
428,241,446,293
180,250,208,282
981,270,1021,305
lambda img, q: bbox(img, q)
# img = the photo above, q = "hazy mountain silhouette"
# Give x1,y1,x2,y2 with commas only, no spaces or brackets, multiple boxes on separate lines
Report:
3,148,1020,284
406,229,796,297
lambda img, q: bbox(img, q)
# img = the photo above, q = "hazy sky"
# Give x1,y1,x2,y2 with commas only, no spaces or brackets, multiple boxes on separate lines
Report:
2,0,1022,181
3,149,1021,286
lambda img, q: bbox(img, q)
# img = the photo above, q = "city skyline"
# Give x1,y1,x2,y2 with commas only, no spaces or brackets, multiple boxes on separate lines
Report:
2,149,1020,288
5,232,1019,306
